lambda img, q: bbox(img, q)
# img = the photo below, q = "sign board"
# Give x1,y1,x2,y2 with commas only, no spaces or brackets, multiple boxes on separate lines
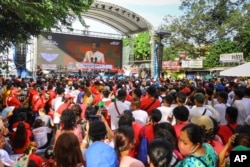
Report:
181,60,203,68
220,53,244,63
162,61,180,70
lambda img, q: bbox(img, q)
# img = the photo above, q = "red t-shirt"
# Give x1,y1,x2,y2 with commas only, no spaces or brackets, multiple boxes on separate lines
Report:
174,122,190,138
11,122,32,154
29,89,38,103
217,123,239,145
129,122,143,157
29,154,44,166
6,96,21,109
140,97,161,115
208,140,224,155
142,124,155,144
32,94,45,112
90,85,99,96
56,102,71,115
46,89,56,107
126,94,133,102
93,93,102,105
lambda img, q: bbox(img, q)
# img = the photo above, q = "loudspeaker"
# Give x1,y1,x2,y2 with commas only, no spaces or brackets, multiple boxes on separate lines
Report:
15,43,26,68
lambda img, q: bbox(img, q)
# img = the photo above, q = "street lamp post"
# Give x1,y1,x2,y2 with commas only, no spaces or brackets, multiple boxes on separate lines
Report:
155,29,171,79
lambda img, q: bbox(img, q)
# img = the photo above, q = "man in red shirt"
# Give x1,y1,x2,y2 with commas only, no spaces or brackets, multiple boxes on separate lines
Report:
140,86,161,115
118,110,143,158
56,94,75,116
143,109,162,143
6,89,21,109
32,87,46,117
173,106,190,138
45,84,56,109
217,107,239,145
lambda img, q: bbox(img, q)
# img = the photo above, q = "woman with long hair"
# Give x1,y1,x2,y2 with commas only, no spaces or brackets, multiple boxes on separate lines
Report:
11,122,32,154
54,133,84,167
114,125,144,167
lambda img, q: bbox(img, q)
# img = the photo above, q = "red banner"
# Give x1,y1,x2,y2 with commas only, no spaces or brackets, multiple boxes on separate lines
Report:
162,61,180,70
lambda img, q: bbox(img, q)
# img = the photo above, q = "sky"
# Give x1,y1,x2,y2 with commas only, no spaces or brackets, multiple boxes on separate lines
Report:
72,0,183,34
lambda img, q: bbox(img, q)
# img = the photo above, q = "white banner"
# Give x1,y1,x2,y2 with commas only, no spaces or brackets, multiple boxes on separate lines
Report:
220,53,244,63
75,63,113,69
181,60,203,68
42,64,57,70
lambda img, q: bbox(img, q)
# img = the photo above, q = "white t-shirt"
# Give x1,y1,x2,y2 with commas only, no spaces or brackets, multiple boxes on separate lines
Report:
52,96,63,111
132,109,148,125
189,106,213,120
70,89,80,104
52,96,64,124
214,103,227,125
108,101,129,130
157,106,173,123
32,127,52,148
243,98,250,116
232,99,249,125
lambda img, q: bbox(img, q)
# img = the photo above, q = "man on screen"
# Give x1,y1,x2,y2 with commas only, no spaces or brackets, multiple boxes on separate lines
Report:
83,43,105,63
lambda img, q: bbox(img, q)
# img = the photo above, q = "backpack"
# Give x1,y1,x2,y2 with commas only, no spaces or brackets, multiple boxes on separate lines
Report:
137,127,148,164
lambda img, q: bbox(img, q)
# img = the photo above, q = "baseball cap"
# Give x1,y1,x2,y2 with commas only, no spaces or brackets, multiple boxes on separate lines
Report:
191,116,214,132
194,93,205,104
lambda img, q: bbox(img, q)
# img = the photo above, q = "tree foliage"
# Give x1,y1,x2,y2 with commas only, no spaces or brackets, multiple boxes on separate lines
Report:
203,40,240,68
163,0,250,61
123,36,131,47
0,0,94,50
133,32,151,60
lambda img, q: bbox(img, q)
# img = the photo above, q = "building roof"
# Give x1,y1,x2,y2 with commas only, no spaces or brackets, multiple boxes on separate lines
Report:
82,1,153,35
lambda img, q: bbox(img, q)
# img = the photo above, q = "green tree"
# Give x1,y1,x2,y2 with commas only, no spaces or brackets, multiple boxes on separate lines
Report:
163,46,179,61
203,40,240,68
133,32,151,60
163,0,250,59
123,36,131,47
0,0,93,50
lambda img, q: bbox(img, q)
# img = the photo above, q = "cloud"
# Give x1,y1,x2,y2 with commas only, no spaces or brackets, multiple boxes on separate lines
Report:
100,0,181,6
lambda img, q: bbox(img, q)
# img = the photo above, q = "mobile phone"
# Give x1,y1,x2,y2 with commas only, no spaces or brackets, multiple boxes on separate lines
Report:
87,115,101,122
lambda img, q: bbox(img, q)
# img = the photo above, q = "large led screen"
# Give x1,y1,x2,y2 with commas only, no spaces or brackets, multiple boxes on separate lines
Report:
37,33,123,71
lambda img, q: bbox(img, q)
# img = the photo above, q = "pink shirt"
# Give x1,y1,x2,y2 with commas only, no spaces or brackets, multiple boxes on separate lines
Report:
119,156,144,167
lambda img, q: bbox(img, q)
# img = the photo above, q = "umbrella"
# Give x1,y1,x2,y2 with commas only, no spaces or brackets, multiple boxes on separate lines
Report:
1,106,15,118
204,74,213,80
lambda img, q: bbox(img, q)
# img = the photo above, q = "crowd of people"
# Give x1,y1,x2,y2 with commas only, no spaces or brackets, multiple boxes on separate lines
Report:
0,75,249,167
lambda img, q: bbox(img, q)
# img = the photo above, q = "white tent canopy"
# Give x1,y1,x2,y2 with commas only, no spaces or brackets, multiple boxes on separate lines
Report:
220,62,250,77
